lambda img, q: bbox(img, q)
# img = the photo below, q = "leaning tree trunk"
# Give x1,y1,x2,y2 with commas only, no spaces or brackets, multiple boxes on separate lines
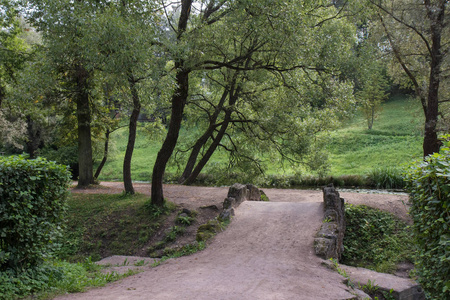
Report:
94,129,110,180
183,109,232,185
151,0,192,206
183,85,241,185
182,83,241,185
422,0,445,157
378,5,444,157
76,65,94,187
178,89,229,183
151,69,189,205
123,75,141,194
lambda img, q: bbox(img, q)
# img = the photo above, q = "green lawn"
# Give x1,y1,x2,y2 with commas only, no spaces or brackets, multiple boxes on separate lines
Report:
97,94,424,182
326,94,423,175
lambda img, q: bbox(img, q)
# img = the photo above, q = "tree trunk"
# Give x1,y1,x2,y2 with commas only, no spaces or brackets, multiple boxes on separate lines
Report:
123,75,141,194
25,115,41,159
0,85,4,108
94,129,110,180
377,4,444,157
183,110,232,185
151,69,189,205
150,0,193,206
182,85,241,185
368,106,374,130
76,65,94,187
178,89,229,183
423,0,445,157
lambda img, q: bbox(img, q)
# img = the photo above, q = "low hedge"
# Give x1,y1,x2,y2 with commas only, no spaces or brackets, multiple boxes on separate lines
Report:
404,138,450,298
0,156,71,270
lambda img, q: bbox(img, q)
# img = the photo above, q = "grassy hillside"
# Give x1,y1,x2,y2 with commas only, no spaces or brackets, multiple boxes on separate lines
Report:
97,94,424,182
326,94,423,175
98,128,162,181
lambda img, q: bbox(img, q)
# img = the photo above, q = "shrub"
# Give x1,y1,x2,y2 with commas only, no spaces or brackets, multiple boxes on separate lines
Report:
341,204,414,273
0,259,122,299
366,167,405,189
404,137,450,298
0,156,71,270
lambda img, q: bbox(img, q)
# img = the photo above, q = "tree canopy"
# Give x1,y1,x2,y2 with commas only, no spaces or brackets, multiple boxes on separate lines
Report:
366,0,449,156
3,0,438,202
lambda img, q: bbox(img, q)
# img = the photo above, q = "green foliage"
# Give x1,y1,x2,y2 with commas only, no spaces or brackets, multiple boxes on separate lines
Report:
342,204,414,274
165,226,185,243
151,241,206,267
403,136,450,298
0,156,71,270
359,279,379,294
96,96,422,188
0,258,125,300
144,200,176,219
62,193,168,261
366,167,405,189
175,215,194,226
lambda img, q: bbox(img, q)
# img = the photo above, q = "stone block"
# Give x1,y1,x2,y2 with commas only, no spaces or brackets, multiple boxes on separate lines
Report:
339,265,425,300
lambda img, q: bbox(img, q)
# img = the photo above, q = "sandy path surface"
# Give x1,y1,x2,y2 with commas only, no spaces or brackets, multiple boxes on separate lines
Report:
64,183,410,299
56,201,355,300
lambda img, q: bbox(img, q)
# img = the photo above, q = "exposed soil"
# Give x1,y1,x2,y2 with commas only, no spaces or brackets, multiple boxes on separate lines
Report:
63,182,412,300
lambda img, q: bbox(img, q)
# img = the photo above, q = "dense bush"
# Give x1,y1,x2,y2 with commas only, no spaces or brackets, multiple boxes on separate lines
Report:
0,156,71,270
0,259,121,300
341,204,414,273
404,138,450,298
366,167,405,189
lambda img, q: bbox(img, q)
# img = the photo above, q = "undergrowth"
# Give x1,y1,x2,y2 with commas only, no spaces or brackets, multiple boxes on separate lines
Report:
59,193,176,262
151,241,206,267
0,258,133,300
341,204,415,274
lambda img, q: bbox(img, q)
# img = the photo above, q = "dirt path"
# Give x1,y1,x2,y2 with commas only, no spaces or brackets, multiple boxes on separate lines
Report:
63,183,410,299
72,182,411,223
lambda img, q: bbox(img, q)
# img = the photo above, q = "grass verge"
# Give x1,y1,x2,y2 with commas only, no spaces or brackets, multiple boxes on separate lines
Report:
0,258,136,300
58,193,176,262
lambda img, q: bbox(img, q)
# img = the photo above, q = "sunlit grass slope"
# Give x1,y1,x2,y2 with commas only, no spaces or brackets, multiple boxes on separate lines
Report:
326,94,423,175
98,94,424,181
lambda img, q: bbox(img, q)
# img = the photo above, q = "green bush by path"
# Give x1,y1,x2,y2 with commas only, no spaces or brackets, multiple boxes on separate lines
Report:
0,259,127,300
341,204,415,274
0,156,71,270
404,137,450,298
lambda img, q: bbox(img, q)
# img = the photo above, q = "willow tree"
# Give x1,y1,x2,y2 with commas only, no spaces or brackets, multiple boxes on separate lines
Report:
27,0,164,188
356,63,389,130
150,0,356,205
368,0,448,156
82,2,165,194
26,0,102,186
0,0,29,149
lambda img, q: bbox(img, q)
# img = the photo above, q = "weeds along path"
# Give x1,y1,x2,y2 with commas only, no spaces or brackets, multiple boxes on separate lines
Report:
57,200,358,299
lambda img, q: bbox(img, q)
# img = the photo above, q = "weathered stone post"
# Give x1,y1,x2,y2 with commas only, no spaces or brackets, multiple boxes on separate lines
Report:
218,183,265,221
314,184,346,260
